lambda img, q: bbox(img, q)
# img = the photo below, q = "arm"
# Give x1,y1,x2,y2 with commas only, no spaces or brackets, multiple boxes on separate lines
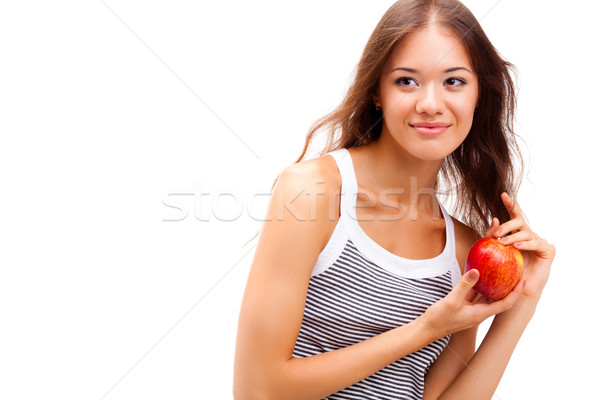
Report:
233,165,522,400
439,296,537,399
423,219,480,399
233,163,434,399
423,326,478,399
430,193,555,400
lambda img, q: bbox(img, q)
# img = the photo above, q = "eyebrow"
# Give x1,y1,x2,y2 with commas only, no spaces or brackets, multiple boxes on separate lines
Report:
391,66,473,74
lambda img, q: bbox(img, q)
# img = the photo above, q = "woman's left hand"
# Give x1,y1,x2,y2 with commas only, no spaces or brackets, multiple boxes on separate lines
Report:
485,192,556,302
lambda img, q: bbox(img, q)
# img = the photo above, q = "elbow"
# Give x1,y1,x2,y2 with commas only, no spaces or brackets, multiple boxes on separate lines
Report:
232,384,255,400
233,370,281,400
233,371,263,400
233,351,291,399
233,382,277,400
233,389,268,400
233,377,263,400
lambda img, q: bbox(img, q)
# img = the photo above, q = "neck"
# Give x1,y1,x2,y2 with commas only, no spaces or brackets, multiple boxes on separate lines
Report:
354,133,445,220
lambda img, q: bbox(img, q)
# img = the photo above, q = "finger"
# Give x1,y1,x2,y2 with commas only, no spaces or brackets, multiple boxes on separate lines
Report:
485,217,500,238
498,230,537,246
476,294,490,305
514,238,555,258
502,278,525,302
471,278,524,322
484,278,525,314
493,217,528,238
501,192,523,220
455,269,479,298
464,288,479,303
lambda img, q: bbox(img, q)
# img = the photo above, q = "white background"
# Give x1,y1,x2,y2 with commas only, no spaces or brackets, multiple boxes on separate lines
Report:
0,1,598,399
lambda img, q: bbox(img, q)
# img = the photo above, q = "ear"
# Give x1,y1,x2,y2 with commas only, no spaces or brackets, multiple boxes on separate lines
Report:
373,95,380,108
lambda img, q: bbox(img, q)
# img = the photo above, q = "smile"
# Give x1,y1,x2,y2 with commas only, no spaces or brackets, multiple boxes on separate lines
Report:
410,125,449,136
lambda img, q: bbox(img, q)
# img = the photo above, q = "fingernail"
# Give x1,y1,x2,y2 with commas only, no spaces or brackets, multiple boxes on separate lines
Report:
466,270,477,280
494,229,503,236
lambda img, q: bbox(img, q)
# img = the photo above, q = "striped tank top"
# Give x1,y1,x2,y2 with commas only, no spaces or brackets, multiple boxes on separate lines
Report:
292,148,462,399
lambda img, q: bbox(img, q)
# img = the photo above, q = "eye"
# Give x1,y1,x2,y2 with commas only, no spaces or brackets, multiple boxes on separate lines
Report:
445,77,467,86
394,77,417,86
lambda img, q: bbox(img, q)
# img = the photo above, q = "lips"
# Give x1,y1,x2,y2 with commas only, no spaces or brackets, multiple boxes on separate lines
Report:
410,123,450,136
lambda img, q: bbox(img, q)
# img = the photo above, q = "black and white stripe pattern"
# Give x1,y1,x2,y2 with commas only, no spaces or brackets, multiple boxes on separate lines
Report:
292,239,454,399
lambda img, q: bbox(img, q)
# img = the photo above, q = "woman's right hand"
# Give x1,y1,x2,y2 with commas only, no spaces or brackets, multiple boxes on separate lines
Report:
418,269,525,341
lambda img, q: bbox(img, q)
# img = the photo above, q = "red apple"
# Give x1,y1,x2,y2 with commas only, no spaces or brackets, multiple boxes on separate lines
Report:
465,237,524,300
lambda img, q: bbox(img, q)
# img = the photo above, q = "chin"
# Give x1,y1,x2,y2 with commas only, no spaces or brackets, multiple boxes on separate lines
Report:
410,145,458,161
416,152,450,161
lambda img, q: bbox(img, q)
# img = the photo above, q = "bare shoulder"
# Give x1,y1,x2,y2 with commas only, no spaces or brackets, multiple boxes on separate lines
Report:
278,153,341,214
280,153,340,190
273,153,341,251
451,216,479,274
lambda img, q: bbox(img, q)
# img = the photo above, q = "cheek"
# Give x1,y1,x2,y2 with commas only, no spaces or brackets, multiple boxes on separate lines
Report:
455,95,478,124
383,93,413,118
461,105,477,126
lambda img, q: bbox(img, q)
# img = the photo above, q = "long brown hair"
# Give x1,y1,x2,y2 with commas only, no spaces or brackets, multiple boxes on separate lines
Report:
243,0,523,246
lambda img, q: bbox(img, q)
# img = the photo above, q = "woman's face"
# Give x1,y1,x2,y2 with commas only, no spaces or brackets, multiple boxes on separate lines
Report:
375,25,479,161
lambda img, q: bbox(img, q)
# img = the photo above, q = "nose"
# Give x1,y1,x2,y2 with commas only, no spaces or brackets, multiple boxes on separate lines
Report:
415,83,445,115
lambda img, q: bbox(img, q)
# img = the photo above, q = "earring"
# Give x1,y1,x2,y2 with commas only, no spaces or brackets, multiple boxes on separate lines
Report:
375,104,381,111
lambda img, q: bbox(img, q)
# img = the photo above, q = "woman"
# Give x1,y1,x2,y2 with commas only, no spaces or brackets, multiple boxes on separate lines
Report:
233,0,555,399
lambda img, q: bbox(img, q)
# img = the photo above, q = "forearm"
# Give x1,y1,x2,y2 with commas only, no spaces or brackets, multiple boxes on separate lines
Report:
239,319,435,400
439,297,538,400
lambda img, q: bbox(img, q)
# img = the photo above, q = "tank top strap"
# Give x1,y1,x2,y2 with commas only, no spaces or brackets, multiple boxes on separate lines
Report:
325,148,358,225
438,201,458,283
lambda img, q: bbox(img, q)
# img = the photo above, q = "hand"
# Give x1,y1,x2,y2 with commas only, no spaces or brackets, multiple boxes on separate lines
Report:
485,192,556,302
419,269,524,340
